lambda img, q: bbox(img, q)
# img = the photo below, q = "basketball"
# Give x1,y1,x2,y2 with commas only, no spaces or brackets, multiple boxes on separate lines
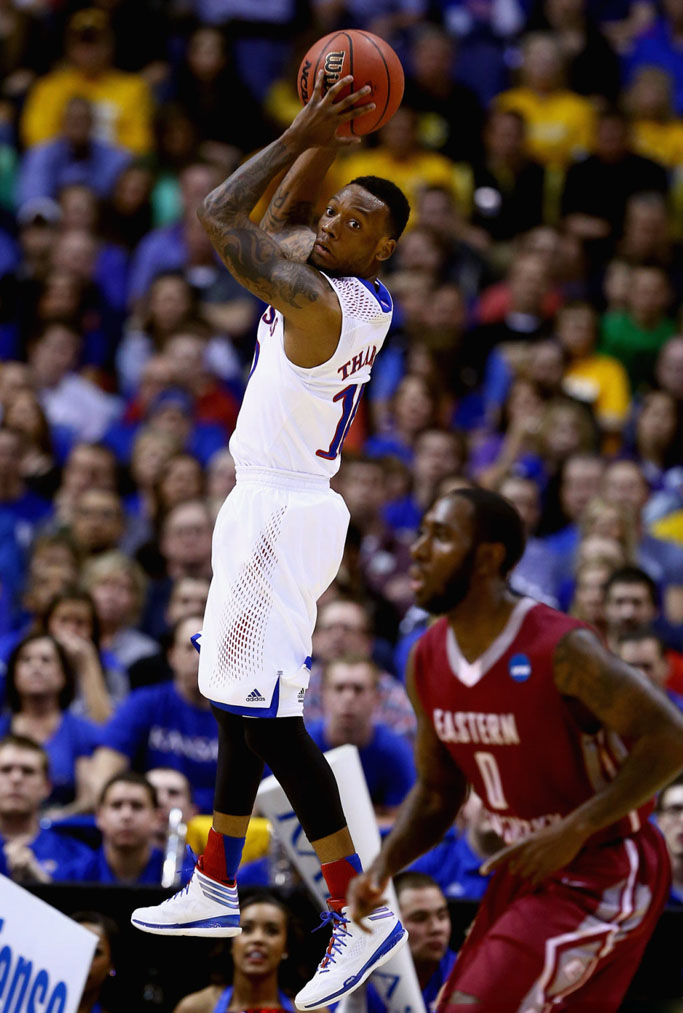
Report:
297,30,404,137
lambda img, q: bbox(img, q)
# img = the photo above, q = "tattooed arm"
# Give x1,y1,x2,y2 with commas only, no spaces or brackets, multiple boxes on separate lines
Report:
483,627,683,885
552,627,683,835
259,148,338,264
198,71,371,359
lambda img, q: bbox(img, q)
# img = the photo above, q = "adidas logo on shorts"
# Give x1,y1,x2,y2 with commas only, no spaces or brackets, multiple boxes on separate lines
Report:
246,688,265,703
298,688,306,702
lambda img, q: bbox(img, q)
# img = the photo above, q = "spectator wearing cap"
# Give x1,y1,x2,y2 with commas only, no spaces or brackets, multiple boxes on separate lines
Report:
21,9,153,155
17,96,130,208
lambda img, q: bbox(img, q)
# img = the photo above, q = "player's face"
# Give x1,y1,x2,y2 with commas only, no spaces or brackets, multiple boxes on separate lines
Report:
398,886,451,965
410,497,479,614
231,902,288,976
309,185,394,277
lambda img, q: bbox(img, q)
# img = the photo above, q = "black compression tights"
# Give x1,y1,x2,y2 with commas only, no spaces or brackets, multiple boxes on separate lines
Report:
211,707,348,843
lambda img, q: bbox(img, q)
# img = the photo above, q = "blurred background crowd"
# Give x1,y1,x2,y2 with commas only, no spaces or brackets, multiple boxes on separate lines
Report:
0,0,682,1006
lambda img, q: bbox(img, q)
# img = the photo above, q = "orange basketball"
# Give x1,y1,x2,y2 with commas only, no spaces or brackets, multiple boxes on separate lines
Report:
297,30,404,137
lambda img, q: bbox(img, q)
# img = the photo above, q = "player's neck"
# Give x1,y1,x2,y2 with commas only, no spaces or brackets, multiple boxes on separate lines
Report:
447,587,518,664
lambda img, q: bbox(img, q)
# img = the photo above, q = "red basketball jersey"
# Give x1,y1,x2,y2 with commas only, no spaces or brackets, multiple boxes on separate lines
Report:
413,597,653,845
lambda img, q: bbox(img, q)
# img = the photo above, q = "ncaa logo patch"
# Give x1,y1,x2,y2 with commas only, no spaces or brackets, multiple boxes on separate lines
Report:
509,653,531,682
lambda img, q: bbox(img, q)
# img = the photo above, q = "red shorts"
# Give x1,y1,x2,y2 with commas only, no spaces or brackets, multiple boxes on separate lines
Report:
437,821,670,1013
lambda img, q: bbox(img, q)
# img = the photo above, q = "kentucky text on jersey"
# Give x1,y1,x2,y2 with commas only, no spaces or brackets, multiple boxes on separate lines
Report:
433,709,520,745
337,345,377,380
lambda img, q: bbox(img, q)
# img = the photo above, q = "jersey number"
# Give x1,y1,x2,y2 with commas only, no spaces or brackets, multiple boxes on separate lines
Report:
316,384,363,461
474,752,508,810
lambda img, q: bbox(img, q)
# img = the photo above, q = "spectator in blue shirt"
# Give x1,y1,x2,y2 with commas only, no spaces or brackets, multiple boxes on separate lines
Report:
0,733,93,882
305,657,416,823
80,771,166,884
89,615,218,813
0,634,102,810
408,792,504,901
17,96,131,208
367,871,456,1013
655,773,683,906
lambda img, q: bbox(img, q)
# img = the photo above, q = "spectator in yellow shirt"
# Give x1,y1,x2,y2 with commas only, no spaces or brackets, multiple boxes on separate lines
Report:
557,301,630,443
21,9,153,157
329,107,458,221
624,66,683,169
496,32,595,167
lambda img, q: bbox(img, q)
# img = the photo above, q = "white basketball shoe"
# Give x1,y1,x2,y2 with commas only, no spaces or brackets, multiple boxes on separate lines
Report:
131,865,241,937
294,904,408,1011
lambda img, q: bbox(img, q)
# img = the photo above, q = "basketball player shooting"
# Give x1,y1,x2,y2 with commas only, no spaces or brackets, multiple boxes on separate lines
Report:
349,488,683,1012
131,70,411,1011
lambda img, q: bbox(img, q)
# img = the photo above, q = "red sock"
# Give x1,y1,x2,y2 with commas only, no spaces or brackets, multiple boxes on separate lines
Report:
198,827,244,884
321,852,362,911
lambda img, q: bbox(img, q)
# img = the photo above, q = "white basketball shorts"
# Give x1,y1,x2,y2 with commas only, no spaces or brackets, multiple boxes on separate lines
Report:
197,467,349,718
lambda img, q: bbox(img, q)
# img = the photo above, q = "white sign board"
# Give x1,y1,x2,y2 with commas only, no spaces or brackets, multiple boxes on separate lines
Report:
0,874,96,1013
257,744,426,1013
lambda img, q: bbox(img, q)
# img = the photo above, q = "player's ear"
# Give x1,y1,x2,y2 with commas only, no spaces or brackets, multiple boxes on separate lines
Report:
375,237,396,262
477,542,506,575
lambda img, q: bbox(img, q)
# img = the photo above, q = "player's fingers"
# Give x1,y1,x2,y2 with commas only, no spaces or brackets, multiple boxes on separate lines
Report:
339,102,376,121
323,74,354,100
311,69,326,98
334,84,372,108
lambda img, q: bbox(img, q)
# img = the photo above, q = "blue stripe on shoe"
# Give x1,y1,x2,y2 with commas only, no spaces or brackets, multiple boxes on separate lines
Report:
132,914,241,930
298,923,406,1009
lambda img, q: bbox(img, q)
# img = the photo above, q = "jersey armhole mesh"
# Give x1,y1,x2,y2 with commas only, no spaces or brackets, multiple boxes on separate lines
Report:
327,276,385,323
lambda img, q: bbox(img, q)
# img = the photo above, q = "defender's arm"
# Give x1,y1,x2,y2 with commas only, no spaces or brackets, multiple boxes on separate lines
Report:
552,627,683,836
348,647,468,920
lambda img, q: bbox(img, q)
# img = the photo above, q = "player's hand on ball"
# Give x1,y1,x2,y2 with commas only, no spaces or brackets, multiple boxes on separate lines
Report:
288,70,375,150
347,871,389,931
480,819,589,887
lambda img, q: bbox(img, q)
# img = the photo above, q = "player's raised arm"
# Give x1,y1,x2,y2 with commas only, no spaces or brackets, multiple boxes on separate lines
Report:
259,148,338,263
553,627,683,834
197,71,372,326
348,647,468,922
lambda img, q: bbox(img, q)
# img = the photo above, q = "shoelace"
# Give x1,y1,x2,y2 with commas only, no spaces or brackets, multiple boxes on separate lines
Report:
312,909,351,970
162,878,192,905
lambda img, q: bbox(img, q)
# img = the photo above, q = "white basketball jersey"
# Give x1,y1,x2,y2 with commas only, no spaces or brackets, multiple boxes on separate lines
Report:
229,272,392,479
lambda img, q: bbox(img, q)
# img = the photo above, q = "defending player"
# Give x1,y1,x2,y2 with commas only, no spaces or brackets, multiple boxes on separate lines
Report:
349,487,683,1012
131,72,410,1011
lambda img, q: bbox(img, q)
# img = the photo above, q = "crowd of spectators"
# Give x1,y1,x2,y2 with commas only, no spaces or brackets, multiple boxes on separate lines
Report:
0,3,683,1005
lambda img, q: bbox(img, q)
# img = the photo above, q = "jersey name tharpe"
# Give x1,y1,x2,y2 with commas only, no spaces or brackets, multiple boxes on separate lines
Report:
433,709,520,746
229,274,392,479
